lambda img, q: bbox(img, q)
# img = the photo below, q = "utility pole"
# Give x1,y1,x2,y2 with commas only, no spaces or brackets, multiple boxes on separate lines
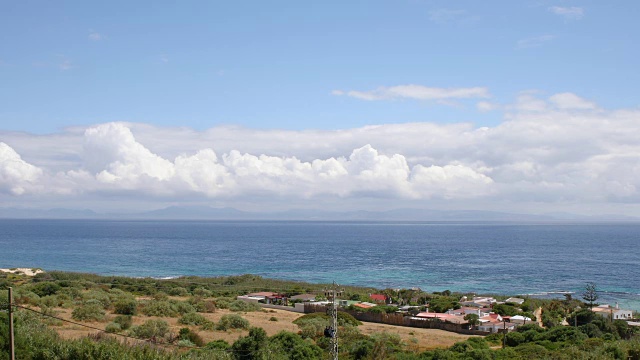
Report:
328,281,339,360
502,320,506,349
8,287,15,360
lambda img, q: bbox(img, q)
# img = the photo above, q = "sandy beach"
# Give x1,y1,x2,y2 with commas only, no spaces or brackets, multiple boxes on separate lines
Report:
0,267,44,276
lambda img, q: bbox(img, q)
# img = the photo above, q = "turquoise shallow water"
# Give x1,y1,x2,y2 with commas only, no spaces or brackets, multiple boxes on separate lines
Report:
1,219,639,310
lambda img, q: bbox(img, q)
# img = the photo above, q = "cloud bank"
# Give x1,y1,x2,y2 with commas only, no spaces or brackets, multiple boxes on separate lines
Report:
1,91,639,213
332,85,490,102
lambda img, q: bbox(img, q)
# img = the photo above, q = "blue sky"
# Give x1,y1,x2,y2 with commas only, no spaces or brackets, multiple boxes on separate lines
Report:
2,1,640,216
2,0,638,133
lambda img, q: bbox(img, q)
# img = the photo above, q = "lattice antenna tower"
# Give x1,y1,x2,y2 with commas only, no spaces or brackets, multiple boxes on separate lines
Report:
325,281,339,360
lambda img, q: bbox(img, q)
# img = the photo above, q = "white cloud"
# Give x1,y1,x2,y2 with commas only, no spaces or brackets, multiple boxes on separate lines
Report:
333,84,490,102
548,6,584,20
83,122,175,184
0,142,43,195
510,92,548,112
88,31,104,41
548,93,596,110
4,91,640,214
160,54,169,63
477,101,499,112
516,35,555,49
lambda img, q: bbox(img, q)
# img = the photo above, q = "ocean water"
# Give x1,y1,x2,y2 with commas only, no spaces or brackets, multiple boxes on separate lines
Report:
1,219,639,310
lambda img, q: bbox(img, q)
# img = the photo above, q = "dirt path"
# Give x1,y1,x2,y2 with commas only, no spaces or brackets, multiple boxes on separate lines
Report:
534,307,543,327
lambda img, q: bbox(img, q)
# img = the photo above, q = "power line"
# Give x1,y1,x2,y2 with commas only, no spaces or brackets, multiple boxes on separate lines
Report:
12,304,205,350
8,303,263,355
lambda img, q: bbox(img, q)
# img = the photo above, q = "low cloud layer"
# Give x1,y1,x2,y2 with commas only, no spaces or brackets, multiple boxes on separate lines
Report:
1,91,639,214
332,85,490,102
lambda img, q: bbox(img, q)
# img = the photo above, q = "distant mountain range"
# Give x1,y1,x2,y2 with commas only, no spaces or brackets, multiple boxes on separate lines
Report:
0,206,638,222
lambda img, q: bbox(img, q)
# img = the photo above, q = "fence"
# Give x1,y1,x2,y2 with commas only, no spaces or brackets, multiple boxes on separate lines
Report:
303,304,488,336
260,303,305,313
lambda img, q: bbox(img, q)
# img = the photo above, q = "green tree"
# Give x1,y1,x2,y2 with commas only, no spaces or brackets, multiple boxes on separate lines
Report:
464,313,480,330
232,327,268,360
582,282,598,309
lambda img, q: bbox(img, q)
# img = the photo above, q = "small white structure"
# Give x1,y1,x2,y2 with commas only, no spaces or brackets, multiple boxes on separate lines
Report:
236,295,264,304
461,297,497,308
509,315,532,324
592,304,633,320
504,297,525,305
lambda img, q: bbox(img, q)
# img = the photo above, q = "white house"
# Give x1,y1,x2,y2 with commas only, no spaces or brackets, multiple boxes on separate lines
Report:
504,297,525,305
509,315,532,324
592,304,633,320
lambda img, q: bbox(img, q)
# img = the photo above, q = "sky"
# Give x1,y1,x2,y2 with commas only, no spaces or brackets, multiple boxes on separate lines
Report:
1,0,640,216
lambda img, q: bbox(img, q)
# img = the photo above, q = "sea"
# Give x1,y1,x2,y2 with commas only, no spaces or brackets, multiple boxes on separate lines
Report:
1,219,639,311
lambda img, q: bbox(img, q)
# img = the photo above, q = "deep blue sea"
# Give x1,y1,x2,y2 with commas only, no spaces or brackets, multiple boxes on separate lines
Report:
1,220,639,310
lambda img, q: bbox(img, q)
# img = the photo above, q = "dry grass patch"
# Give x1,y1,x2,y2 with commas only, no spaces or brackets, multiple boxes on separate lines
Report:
45,304,476,351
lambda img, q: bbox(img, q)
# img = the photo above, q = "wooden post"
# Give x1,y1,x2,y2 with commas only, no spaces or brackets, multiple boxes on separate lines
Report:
8,287,15,360
502,320,506,349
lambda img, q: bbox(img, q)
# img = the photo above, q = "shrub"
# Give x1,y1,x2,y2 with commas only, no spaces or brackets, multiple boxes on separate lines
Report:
214,297,233,309
113,315,133,330
193,287,212,297
83,290,112,309
30,282,62,297
130,319,169,339
105,322,121,333
206,339,231,350
201,320,216,331
228,300,261,312
338,312,362,326
179,327,205,347
171,300,196,315
293,312,361,327
269,331,323,359
40,306,63,326
216,314,250,331
269,316,278,322
177,339,196,347
141,300,178,317
168,287,189,296
113,299,138,315
190,298,216,313
71,303,105,322
179,312,208,326
368,305,399,314
38,295,61,308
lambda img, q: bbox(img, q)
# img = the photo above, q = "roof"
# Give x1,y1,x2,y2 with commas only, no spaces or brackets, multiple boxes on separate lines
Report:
290,294,316,301
247,292,277,297
505,297,525,304
416,312,454,319
370,294,388,302
480,313,503,323
592,305,631,313
416,312,466,324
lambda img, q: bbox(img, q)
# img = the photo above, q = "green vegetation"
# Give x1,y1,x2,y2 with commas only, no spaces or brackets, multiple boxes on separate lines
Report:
178,312,208,326
1,271,639,359
71,302,106,321
216,314,250,331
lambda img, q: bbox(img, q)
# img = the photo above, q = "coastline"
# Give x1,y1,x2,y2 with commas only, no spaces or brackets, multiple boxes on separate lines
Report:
4,267,639,312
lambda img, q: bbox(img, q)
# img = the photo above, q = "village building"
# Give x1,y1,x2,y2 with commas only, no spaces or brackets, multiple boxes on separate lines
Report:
592,304,633,320
504,297,525,305
289,293,317,302
369,293,391,304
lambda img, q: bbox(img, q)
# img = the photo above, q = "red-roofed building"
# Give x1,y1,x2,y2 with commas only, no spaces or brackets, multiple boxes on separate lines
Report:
369,294,390,304
415,312,466,324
